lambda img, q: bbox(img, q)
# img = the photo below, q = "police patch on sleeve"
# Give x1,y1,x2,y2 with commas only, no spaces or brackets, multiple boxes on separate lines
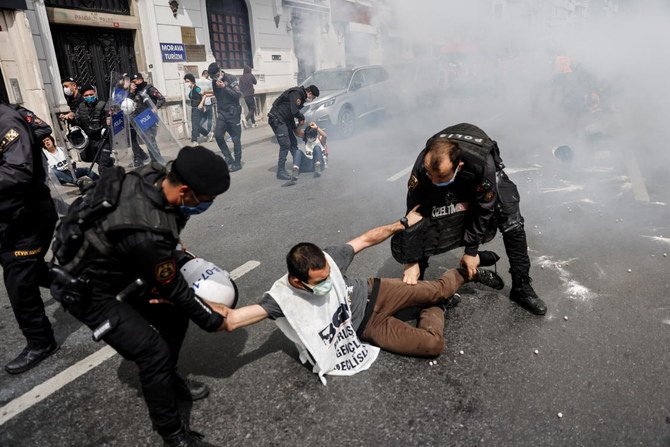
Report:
0,128,20,154
408,175,419,190
155,259,177,284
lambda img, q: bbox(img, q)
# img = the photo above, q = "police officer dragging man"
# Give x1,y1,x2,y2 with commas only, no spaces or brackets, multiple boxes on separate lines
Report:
50,146,231,446
210,210,503,385
0,103,59,374
268,84,319,180
394,123,546,315
207,62,243,172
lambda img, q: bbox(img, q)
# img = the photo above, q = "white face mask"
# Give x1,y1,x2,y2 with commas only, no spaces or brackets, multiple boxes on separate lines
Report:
63,86,73,96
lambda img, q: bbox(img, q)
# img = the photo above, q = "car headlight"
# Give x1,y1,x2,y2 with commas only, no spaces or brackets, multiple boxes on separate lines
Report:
316,98,336,109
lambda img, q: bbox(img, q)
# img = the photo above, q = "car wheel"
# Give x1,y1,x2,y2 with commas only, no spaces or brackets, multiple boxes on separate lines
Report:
337,106,355,139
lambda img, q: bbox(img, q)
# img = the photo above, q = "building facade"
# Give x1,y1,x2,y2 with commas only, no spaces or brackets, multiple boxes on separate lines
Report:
0,0,383,138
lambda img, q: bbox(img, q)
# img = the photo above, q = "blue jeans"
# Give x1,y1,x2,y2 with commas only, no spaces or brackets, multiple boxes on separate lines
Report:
202,105,213,133
52,167,99,185
293,146,324,172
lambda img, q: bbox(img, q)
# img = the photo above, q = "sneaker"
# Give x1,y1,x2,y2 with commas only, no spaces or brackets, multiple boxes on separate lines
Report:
5,341,59,374
207,132,214,142
229,162,241,172
175,378,210,402
291,165,299,181
472,268,505,290
314,161,322,177
510,277,547,315
437,293,461,312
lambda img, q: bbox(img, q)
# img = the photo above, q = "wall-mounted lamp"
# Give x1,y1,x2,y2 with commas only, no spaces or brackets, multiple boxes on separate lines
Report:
169,0,179,18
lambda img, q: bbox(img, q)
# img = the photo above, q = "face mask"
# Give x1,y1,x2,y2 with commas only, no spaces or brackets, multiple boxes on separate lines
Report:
434,165,461,187
303,277,333,296
84,96,97,104
63,87,73,96
180,201,213,215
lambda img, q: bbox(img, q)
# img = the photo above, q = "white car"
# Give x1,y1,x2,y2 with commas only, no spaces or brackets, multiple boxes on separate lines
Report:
301,65,391,138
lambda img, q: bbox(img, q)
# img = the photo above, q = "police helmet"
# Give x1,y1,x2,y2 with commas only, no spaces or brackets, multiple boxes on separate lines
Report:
66,126,89,150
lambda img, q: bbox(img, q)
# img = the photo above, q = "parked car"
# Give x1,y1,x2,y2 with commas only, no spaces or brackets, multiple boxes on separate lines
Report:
300,65,391,138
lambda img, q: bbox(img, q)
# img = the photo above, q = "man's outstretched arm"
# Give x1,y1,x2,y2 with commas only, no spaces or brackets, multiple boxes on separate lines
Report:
346,206,422,254
206,303,269,332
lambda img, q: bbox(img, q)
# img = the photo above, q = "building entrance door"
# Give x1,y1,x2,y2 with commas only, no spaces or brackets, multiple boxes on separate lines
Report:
50,24,137,100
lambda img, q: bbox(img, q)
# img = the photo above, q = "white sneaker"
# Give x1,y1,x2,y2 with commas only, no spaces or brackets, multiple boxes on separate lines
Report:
207,132,214,142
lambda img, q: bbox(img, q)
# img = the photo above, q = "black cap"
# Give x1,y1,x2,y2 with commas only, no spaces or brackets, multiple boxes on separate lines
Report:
131,73,144,81
307,85,319,97
80,84,96,94
61,77,77,85
172,146,230,196
207,63,220,76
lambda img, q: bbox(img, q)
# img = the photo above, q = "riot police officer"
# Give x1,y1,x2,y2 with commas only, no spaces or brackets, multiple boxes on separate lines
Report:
207,62,243,172
50,146,230,446
75,84,114,173
0,103,59,374
268,84,319,180
129,73,165,165
402,123,546,315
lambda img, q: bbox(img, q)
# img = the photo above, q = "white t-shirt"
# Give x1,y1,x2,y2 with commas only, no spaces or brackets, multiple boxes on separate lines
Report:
42,146,70,172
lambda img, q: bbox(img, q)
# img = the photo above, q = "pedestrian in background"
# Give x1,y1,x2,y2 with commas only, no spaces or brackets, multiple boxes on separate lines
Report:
239,65,257,128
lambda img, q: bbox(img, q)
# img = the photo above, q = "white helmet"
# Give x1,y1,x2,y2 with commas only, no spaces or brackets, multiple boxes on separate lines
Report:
120,97,136,115
180,257,238,307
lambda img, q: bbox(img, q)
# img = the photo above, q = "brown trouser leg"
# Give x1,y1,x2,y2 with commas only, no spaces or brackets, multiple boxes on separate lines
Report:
361,269,465,358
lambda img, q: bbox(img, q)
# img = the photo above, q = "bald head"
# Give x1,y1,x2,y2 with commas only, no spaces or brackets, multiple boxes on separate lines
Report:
423,139,463,185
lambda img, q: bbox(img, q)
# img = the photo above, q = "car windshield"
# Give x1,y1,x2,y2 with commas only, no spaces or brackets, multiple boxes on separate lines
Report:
302,70,352,91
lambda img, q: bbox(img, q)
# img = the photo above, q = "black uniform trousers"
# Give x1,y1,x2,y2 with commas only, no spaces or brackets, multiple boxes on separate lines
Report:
65,290,190,437
0,199,57,348
214,113,242,164
419,171,531,279
268,115,298,171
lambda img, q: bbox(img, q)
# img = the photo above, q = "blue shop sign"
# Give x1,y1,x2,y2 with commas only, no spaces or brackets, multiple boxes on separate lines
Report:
160,42,186,62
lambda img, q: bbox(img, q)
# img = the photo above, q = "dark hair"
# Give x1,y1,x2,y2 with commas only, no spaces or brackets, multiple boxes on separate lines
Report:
243,65,252,74
42,135,56,147
286,243,326,283
306,85,320,97
425,138,461,171
184,73,196,83
202,70,209,76
165,163,185,187
302,125,318,143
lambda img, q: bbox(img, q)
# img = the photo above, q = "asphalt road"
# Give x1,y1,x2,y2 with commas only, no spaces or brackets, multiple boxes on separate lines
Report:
1,102,669,447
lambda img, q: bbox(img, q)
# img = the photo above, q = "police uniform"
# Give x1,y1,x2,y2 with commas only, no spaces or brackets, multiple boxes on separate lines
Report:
50,148,229,444
406,123,546,315
268,86,309,179
0,104,58,374
75,85,113,173
208,63,243,171
129,74,165,165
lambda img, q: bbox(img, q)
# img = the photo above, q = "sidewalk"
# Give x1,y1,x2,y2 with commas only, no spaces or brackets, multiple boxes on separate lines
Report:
50,121,275,204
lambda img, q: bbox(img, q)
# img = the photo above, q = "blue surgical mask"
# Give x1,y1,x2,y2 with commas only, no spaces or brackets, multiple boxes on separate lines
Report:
84,96,97,104
180,201,213,215
434,165,461,187
303,277,333,296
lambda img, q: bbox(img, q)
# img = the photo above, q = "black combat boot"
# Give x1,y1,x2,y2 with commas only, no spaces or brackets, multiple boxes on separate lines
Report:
162,429,207,447
5,341,59,374
276,162,291,180
510,273,547,315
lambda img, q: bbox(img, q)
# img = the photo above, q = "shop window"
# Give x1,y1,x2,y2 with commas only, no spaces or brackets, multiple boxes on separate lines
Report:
206,0,253,69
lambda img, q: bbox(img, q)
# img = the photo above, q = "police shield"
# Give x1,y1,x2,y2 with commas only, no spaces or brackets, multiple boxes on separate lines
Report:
108,73,133,166
110,71,182,167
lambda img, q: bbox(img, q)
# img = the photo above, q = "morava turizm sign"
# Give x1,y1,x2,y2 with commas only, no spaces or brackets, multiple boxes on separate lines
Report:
160,43,186,62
